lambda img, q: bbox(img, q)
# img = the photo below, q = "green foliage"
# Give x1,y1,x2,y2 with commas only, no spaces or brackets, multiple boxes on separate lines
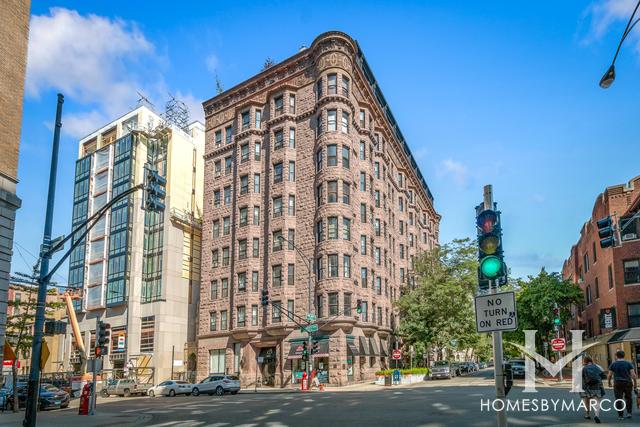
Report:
375,368,430,376
395,238,479,358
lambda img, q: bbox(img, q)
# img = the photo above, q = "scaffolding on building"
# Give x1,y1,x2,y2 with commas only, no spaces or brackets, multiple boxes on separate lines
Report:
164,95,190,133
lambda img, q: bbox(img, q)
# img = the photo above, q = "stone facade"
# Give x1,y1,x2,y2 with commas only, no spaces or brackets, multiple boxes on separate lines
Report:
198,32,440,387
0,0,30,367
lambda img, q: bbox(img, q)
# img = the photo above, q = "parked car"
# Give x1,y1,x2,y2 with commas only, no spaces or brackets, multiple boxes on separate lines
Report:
479,362,487,369
101,379,151,397
4,383,69,411
191,375,240,396
148,380,194,397
450,362,463,376
430,361,455,379
508,359,526,378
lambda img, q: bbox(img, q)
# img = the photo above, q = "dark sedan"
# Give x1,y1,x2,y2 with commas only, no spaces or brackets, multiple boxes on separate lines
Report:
5,383,69,411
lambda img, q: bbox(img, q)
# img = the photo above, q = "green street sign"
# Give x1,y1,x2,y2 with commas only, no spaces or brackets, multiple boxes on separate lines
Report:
301,324,318,333
306,313,316,322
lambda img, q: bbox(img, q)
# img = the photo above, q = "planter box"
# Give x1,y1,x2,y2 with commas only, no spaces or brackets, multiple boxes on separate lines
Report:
375,373,427,385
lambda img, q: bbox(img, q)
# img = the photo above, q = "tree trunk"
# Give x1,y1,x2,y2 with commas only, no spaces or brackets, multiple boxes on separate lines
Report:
11,363,17,412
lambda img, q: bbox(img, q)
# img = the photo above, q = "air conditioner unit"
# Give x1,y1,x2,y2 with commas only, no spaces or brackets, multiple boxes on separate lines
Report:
622,233,637,240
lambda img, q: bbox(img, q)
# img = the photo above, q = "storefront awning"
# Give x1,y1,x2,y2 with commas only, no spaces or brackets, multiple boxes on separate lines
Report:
347,341,359,356
313,340,329,357
359,336,371,356
287,342,306,359
369,337,380,356
608,328,640,343
380,339,389,357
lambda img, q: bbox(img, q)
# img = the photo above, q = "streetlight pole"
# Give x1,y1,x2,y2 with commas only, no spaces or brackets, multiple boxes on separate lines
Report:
599,0,640,88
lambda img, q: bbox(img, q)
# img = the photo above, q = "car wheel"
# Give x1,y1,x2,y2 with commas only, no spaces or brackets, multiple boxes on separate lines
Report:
123,389,131,397
169,389,176,397
192,388,200,396
101,390,109,398
215,386,224,396
148,390,155,397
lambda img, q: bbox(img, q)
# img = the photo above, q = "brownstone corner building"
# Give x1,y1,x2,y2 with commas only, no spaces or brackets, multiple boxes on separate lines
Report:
562,176,640,370
197,31,440,387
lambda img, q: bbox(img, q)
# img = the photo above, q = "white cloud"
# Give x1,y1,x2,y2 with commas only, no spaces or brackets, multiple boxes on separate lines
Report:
175,91,205,124
205,54,219,74
439,158,469,188
585,0,640,51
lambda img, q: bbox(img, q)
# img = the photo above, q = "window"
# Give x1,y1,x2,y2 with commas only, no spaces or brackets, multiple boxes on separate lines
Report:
586,286,592,305
316,183,323,205
360,172,366,191
328,74,337,94
224,186,231,205
272,265,282,287
209,349,225,374
593,241,597,263
288,229,295,250
225,156,232,174
252,238,259,258
316,256,324,281
255,110,262,129
273,196,283,217
238,239,247,259
252,271,259,291
223,217,230,235
274,129,284,150
608,264,614,289
374,162,380,179
342,182,350,204
215,160,222,177
361,267,367,287
623,259,640,284
361,301,368,322
360,203,367,223
360,235,367,255
628,303,640,328
343,255,351,278
317,79,323,98
241,143,249,162
328,181,338,203
222,247,230,266
242,111,250,130
359,141,366,160
253,173,260,193
328,254,339,277
274,96,284,115
252,305,258,326
237,305,246,327
287,299,295,320
377,307,383,326
317,295,324,318
273,162,283,183
344,293,352,316
376,276,382,295
342,146,350,168
240,175,249,195
288,161,295,182
583,253,589,272
329,293,339,316
375,219,381,236
327,144,337,166
209,312,217,331
225,126,232,144
343,218,351,240
316,149,323,171
253,206,260,225
328,216,338,239
288,264,295,286
272,301,282,322
220,310,228,330
238,272,246,291
316,114,323,136
620,216,640,240
595,277,600,299
140,316,155,352
222,278,228,297
210,280,218,300
289,94,296,114
359,110,365,127
254,142,261,160
342,76,350,96
375,190,380,207
212,249,219,267
273,230,283,251
213,220,220,238
289,128,295,148
214,190,220,207
215,130,222,146
288,195,296,216
316,220,324,242
328,110,337,131
375,247,381,265
341,112,349,133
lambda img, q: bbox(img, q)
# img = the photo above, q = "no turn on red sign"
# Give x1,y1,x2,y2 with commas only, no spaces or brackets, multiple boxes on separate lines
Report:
551,338,566,351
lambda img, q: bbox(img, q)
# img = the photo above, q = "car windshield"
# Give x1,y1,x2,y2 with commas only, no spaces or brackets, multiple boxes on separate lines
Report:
510,360,525,366
42,385,59,392
227,376,239,381
433,361,449,366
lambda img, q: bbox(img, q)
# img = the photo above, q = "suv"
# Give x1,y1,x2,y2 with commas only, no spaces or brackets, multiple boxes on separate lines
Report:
101,379,151,397
431,361,455,379
508,359,526,379
192,375,240,396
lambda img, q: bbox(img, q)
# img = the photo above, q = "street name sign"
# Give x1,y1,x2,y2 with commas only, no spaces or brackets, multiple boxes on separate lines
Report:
474,291,518,333
551,338,566,351
306,313,317,322
301,324,318,333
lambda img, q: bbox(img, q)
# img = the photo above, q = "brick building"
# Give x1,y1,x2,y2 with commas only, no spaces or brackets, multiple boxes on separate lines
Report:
198,31,440,387
562,175,640,370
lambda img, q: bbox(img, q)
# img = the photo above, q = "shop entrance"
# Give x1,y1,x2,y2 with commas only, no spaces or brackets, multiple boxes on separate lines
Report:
259,347,277,387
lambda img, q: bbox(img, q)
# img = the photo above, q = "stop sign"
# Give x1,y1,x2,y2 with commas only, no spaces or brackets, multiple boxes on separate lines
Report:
551,338,565,351
392,349,402,360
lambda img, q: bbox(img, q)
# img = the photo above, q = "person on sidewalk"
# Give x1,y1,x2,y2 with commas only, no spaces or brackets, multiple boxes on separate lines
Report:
607,349,638,420
580,355,605,424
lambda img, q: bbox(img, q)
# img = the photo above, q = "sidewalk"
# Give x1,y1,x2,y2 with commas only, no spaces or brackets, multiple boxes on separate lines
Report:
0,409,150,427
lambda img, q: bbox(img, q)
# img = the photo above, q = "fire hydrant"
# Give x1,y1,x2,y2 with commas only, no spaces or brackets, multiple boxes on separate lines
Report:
301,371,308,391
78,383,91,415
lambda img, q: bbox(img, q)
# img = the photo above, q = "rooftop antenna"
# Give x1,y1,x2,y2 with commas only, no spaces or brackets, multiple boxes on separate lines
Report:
136,91,154,109
165,94,190,132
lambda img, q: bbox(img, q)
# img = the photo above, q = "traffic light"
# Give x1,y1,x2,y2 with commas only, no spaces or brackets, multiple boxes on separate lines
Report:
553,305,561,326
302,342,309,360
596,216,615,249
311,340,319,355
261,289,270,306
143,164,166,212
356,300,362,314
476,208,506,289
96,321,110,357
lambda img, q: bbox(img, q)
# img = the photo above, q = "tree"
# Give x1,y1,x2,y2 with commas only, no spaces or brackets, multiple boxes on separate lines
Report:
503,268,583,355
5,277,64,411
395,238,480,361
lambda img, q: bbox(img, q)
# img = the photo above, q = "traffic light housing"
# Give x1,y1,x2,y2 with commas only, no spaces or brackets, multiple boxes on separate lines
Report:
302,341,309,360
96,321,111,357
261,289,270,306
312,340,319,355
143,164,167,212
553,306,561,326
596,216,615,249
356,300,362,314
476,208,506,289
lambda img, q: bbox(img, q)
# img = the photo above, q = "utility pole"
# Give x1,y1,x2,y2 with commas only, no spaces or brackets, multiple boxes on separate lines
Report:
23,94,63,427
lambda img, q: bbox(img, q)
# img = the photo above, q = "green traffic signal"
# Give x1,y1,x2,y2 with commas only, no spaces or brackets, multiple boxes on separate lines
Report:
553,318,561,326
480,256,502,278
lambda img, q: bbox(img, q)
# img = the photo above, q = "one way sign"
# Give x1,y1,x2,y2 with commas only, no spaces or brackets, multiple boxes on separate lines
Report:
474,291,518,333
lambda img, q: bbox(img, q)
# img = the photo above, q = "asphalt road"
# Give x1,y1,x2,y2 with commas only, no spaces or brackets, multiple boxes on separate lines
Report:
2,370,637,427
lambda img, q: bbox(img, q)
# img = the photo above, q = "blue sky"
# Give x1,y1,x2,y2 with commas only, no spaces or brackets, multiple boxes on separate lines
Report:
14,0,640,281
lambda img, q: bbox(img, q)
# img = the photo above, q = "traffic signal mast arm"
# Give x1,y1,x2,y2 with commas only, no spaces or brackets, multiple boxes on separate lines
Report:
269,303,313,329
270,303,365,332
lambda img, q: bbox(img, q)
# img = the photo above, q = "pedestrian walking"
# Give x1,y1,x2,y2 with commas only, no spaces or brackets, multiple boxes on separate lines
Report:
580,355,605,424
607,349,638,420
